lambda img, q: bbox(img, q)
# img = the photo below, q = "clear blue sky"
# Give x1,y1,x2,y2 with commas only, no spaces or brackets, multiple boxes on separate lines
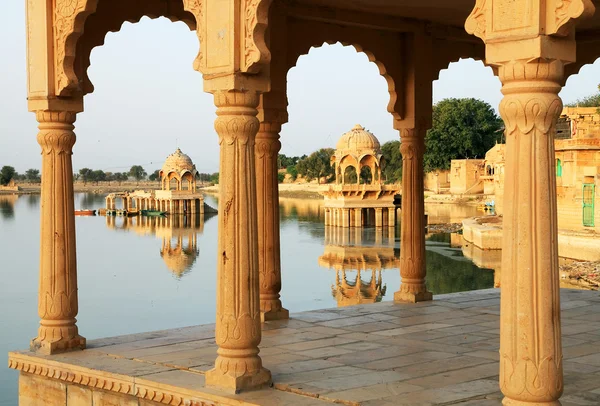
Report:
1,4,598,174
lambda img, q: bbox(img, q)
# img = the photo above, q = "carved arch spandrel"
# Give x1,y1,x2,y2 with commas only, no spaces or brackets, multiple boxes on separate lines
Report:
286,19,403,122
243,0,274,73
75,0,197,94
54,0,99,96
60,0,204,96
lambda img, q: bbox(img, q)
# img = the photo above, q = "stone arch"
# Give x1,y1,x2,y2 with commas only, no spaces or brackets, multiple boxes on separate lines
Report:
344,166,358,184
359,166,373,185
58,0,273,95
71,0,200,95
431,37,488,81
286,19,404,122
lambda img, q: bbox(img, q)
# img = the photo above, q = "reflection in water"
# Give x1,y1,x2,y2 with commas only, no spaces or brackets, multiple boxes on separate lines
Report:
280,197,323,224
319,226,396,307
80,192,107,210
26,194,40,208
105,213,214,278
0,194,18,220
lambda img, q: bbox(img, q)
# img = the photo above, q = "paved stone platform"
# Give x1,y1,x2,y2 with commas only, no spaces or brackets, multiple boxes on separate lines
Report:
9,289,600,405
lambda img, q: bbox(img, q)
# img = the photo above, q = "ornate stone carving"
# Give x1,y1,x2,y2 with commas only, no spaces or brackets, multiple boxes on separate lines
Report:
205,90,271,392
54,0,97,95
553,0,595,36
464,0,486,41
255,121,289,321
135,386,215,406
9,358,131,394
496,59,564,404
465,0,595,40
182,0,205,72
9,356,217,405
394,129,431,303
243,0,273,73
30,110,85,355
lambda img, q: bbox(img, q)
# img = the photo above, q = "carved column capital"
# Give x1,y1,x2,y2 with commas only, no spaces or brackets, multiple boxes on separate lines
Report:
36,111,77,155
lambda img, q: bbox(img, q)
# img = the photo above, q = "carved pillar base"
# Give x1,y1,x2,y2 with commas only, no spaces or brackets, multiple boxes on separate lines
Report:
205,90,271,393
31,111,85,355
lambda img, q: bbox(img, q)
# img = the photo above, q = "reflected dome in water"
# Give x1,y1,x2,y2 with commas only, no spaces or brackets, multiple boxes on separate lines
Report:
105,213,210,278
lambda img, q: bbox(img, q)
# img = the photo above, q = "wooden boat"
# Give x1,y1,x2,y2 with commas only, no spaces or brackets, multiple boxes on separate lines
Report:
75,209,96,216
141,210,167,217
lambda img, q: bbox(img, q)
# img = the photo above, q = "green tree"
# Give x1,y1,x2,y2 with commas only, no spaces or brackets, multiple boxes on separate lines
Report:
114,172,128,185
0,166,16,186
92,170,106,185
286,165,298,181
296,148,335,184
566,84,600,108
129,165,147,182
24,169,40,183
277,172,285,183
424,98,502,172
197,173,213,183
79,168,93,185
148,170,161,182
381,140,402,183
210,172,219,184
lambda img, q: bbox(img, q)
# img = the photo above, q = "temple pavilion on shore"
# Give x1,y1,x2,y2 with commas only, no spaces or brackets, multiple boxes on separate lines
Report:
321,125,400,228
105,148,207,215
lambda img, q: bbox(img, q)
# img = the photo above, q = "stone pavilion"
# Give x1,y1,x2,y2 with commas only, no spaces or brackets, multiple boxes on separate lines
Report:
105,148,206,215
322,125,400,228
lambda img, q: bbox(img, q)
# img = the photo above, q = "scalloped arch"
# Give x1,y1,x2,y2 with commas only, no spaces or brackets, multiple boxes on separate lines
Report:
288,40,401,122
64,0,202,96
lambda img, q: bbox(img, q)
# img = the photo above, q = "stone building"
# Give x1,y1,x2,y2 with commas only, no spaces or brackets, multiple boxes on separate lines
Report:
105,148,206,215
321,125,399,227
555,107,600,230
423,170,450,193
449,159,485,194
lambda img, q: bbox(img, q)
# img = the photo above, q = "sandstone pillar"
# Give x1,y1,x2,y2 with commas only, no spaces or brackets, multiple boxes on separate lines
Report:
496,59,565,406
205,90,271,392
355,208,362,227
395,131,431,303
255,121,289,321
31,111,86,355
375,208,383,228
388,208,395,228
342,209,350,228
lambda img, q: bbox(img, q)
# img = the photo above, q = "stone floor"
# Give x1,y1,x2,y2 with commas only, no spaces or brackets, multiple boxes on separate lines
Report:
9,288,600,406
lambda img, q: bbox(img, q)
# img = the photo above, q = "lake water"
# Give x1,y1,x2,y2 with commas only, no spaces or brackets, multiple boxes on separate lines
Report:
0,193,494,405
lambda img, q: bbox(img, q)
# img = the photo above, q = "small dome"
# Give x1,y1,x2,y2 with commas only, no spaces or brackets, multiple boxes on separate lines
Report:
161,148,196,175
336,125,381,151
161,247,198,278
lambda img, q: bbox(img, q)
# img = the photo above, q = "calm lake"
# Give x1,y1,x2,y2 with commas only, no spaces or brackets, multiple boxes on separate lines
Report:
0,193,494,405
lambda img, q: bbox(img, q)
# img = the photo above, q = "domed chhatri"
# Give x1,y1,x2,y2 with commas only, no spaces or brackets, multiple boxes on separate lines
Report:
161,148,196,177
106,148,206,216
336,124,381,152
322,124,400,229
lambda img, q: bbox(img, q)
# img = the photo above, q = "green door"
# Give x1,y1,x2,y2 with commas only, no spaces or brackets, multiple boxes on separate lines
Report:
583,183,595,227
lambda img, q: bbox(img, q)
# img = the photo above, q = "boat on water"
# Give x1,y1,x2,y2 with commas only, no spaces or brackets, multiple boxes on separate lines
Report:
141,209,167,217
75,209,96,216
